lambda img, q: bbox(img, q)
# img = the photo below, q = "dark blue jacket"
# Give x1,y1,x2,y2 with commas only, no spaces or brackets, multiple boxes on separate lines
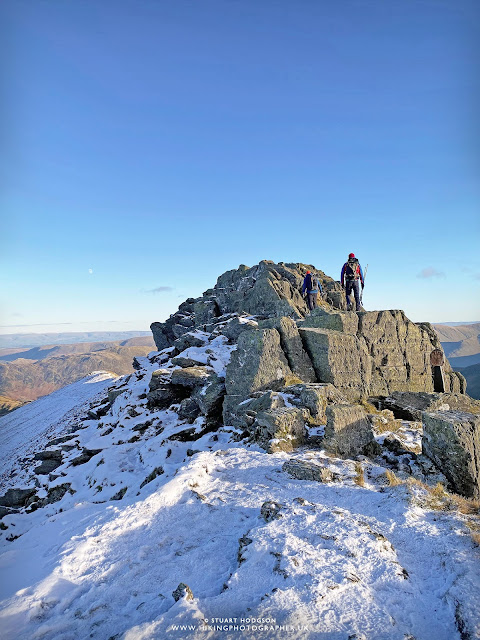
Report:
302,273,323,295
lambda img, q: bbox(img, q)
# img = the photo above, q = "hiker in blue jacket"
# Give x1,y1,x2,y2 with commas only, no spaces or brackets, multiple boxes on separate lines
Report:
302,271,323,311
341,253,364,311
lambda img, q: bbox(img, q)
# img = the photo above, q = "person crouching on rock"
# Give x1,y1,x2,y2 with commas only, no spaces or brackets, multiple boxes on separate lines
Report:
302,270,323,311
341,253,364,311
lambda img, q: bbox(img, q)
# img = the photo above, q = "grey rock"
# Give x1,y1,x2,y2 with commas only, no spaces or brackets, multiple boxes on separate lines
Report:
302,308,359,334
422,410,480,498
299,327,372,401
285,383,346,425
260,316,316,382
192,375,226,424
255,407,308,452
222,316,258,343
108,387,126,404
140,466,164,488
323,404,376,458
171,366,216,388
224,328,292,407
34,450,63,461
34,458,63,475
173,332,207,351
260,501,283,522
42,483,74,505
171,356,206,368
282,459,335,482
70,448,102,466
194,299,220,326
178,398,201,423
0,487,37,508
380,391,480,421
110,487,127,501
172,583,194,602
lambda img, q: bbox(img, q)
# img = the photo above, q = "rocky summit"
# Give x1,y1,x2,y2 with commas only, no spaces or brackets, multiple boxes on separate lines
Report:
1,260,480,640
149,259,476,494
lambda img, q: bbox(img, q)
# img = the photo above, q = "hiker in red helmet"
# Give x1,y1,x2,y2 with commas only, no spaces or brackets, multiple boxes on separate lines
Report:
341,253,364,311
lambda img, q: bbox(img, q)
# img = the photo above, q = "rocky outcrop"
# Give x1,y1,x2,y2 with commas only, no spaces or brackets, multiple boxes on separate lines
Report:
422,410,480,498
323,404,377,458
377,391,480,421
151,261,345,351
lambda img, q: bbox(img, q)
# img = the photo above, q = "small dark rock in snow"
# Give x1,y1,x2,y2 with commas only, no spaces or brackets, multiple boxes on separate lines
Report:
172,583,194,602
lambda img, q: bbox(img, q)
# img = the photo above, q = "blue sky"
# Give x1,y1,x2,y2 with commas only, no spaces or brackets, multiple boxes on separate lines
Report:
1,0,479,334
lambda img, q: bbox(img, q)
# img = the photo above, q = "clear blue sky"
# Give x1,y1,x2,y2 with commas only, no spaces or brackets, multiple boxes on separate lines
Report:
1,0,479,334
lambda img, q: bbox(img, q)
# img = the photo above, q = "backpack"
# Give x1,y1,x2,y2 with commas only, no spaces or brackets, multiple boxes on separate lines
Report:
345,258,360,280
305,273,318,292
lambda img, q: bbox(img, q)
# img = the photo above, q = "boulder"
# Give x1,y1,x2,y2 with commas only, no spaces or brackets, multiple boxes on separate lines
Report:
323,404,376,458
177,398,201,423
148,369,187,408
224,328,293,409
0,487,37,508
171,366,216,388
302,308,359,334
222,316,258,343
299,327,372,400
260,316,316,382
282,459,335,482
171,356,206,368
192,375,226,424
173,332,207,352
422,410,480,498
254,407,308,452
284,383,346,425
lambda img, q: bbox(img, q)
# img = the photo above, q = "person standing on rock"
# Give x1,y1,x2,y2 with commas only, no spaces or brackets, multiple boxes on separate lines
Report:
341,253,364,311
302,270,323,311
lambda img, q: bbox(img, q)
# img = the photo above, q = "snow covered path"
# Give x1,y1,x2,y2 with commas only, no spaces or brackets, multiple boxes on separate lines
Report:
1,443,479,640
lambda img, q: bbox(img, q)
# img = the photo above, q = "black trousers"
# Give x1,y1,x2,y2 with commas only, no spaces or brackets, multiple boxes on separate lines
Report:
345,279,361,311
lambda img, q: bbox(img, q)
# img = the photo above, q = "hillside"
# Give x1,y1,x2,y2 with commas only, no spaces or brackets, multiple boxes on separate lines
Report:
457,363,480,400
0,261,479,639
0,337,155,411
433,323,480,368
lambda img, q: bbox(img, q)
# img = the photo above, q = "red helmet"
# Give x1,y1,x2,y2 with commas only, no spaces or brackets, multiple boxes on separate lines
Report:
306,270,311,274
349,253,355,258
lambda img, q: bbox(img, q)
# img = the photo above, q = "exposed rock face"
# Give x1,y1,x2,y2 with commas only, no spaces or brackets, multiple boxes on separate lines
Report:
282,459,335,482
299,308,465,399
323,405,376,458
422,410,480,498
151,261,345,351
223,328,293,425
378,391,480,421
149,259,467,461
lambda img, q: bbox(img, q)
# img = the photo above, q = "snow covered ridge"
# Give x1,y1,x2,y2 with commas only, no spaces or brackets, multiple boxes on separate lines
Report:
0,320,479,640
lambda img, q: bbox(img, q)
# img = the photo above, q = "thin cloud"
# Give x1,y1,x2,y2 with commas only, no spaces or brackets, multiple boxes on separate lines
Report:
0,322,73,328
416,267,445,279
143,286,174,294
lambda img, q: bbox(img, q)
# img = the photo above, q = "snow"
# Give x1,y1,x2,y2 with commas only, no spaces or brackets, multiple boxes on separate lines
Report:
0,357,479,639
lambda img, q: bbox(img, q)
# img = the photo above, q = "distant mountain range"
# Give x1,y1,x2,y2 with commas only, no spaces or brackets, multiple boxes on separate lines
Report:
433,322,480,399
0,331,152,350
0,335,155,416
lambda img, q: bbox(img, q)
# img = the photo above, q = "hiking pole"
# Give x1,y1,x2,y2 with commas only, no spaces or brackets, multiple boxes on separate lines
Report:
360,264,368,305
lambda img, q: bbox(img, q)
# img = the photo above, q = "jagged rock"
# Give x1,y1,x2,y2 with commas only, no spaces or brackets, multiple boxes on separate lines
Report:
171,366,216,388
108,387,126,404
422,410,480,498
299,327,372,400
282,459,335,482
285,383,346,425
42,483,74,505
223,328,292,425
34,450,63,461
222,316,258,343
150,261,345,350
237,534,253,564
148,369,187,408
323,404,376,458
110,487,128,501
0,487,37,508
178,398,201,423
379,391,480,421
173,332,207,352
70,448,102,466
367,409,401,432
224,390,287,429
172,583,194,602
88,401,111,419
260,316,316,382
382,434,415,457
171,356,205,368
255,407,308,452
302,308,359,334
34,457,63,475
260,500,283,522
192,375,225,425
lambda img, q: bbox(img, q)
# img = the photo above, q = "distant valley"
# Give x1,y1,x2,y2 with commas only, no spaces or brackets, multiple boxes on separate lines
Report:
433,322,480,399
0,335,155,416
